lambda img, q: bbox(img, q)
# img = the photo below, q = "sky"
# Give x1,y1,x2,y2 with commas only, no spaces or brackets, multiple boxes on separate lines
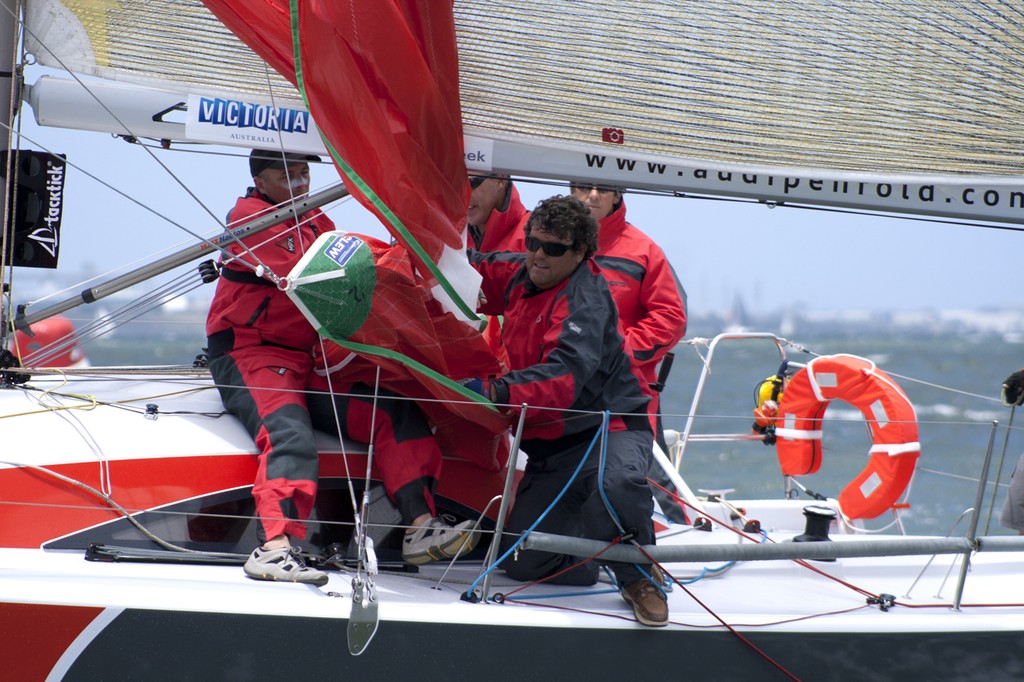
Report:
10,72,1024,324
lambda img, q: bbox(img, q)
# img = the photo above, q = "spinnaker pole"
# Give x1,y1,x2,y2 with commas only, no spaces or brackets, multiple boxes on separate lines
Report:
13,182,349,331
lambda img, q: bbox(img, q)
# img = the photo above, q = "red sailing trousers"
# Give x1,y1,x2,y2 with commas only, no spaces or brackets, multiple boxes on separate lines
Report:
210,345,442,541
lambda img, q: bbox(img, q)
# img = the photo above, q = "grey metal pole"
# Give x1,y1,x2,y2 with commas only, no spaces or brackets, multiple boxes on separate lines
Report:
518,531,1023,564
13,182,349,330
952,420,999,610
479,405,528,603
984,406,1015,535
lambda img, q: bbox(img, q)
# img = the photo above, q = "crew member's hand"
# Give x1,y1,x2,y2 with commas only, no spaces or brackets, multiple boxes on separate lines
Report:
1001,369,1024,406
459,377,492,400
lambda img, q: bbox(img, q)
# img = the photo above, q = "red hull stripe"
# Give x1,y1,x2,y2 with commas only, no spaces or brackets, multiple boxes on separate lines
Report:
0,602,105,679
1,453,514,546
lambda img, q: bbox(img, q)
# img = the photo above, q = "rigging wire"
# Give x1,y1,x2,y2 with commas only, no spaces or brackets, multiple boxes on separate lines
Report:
0,5,354,321
19,272,202,366
1,3,226,228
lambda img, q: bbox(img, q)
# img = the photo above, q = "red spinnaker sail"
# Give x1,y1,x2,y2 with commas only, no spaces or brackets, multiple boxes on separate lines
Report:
310,237,508,471
201,0,469,288
202,1,510,468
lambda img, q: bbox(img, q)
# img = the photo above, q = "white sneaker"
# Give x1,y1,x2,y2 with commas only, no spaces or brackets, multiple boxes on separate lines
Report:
243,546,329,587
402,516,479,565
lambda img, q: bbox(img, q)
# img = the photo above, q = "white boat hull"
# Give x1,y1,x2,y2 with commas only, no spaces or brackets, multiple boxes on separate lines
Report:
4,373,1024,681
4,546,1024,681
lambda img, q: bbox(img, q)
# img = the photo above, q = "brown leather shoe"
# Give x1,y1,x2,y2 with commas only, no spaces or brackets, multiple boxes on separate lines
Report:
621,576,669,627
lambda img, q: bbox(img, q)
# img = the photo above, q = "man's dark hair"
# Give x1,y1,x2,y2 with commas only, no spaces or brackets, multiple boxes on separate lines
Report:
526,195,599,259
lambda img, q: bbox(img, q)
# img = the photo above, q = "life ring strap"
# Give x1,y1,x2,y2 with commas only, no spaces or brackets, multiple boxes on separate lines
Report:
868,442,920,456
777,432,918,455
774,427,822,441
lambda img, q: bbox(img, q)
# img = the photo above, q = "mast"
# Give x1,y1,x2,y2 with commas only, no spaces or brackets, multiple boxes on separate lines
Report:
0,0,14,190
0,0,17,350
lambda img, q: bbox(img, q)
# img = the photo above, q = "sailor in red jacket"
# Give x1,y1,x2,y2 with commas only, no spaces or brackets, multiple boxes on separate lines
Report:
569,184,687,384
467,172,530,365
206,149,477,586
571,182,688,521
466,172,529,252
469,195,668,627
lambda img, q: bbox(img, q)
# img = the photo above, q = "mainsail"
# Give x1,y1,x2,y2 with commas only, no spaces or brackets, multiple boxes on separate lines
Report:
21,0,1024,224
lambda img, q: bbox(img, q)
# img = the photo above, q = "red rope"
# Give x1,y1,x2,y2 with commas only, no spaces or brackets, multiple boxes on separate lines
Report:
648,478,1024,610
633,543,803,682
497,537,622,599
499,481,1023,680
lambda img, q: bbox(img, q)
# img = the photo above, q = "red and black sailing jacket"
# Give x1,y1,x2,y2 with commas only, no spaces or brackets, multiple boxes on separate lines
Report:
471,251,652,454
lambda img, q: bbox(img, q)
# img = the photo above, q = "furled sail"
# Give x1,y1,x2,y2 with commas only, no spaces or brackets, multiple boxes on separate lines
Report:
286,231,508,471
198,0,478,318
23,1,1024,223
192,0,508,464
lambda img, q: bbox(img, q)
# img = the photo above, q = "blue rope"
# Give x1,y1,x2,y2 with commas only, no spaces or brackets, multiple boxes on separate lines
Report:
633,563,668,597
673,530,768,586
465,424,602,598
674,562,735,585
596,411,626,533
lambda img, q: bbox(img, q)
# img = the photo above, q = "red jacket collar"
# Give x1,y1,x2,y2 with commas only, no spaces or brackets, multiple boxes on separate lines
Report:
596,199,628,252
481,185,529,251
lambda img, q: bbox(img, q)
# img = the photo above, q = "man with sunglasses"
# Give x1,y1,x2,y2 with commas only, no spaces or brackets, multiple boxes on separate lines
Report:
469,195,668,627
570,182,689,524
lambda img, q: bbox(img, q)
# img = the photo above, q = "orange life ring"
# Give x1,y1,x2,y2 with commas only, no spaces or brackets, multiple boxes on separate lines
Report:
773,354,920,520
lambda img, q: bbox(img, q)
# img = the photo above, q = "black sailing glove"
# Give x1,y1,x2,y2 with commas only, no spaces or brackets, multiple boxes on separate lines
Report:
1001,370,1024,406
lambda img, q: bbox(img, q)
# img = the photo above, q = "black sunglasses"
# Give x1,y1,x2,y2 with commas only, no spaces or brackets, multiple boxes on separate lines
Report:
525,235,573,257
468,175,488,189
570,183,616,194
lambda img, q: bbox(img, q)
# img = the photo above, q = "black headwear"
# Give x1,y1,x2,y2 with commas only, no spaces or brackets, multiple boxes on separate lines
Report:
249,149,321,177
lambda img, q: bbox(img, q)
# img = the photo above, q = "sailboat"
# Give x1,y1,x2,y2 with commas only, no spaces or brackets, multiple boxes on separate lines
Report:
723,294,751,334
4,2,1024,680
